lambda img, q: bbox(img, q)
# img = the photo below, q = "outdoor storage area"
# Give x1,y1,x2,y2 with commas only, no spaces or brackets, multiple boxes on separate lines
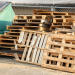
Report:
1,1,75,75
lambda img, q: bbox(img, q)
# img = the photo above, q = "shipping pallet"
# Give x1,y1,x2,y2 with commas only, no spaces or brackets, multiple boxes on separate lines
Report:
13,19,51,25
33,9,68,15
13,19,27,23
0,32,19,49
41,33,75,72
0,49,22,57
7,25,50,32
53,28,75,34
27,19,50,24
50,25,71,30
68,13,75,15
14,30,49,65
4,32,20,36
11,23,26,26
0,35,19,40
53,15,75,18
7,26,24,31
14,15,51,20
52,22,73,26
53,18,75,23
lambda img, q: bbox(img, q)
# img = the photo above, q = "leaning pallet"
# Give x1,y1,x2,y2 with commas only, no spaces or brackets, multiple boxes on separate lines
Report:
41,33,75,72
14,30,50,65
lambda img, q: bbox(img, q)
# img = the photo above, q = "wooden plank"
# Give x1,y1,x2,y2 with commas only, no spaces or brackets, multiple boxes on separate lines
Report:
31,34,41,63
21,32,32,61
49,33,75,40
38,34,49,64
18,31,24,43
34,34,45,63
26,34,37,62
21,32,28,44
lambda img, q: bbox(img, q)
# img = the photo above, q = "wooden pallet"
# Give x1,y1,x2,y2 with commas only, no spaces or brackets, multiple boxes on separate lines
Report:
53,15,75,18
0,49,22,57
33,9,53,15
53,18,75,23
27,19,50,24
14,30,49,65
4,32,20,36
11,23,26,26
0,31,20,49
13,19,27,23
53,28,75,34
0,35,19,40
7,26,24,30
68,13,75,15
7,25,50,32
41,33,75,72
14,15,51,20
52,22,73,26
33,9,68,15
50,25,71,31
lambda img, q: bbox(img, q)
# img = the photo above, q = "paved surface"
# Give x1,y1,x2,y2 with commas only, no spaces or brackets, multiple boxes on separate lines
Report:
0,56,75,75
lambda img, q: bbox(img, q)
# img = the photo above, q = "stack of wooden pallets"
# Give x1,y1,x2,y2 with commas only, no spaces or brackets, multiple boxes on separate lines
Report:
13,15,51,32
0,13,52,57
33,9,75,31
51,15,75,30
1,9,75,72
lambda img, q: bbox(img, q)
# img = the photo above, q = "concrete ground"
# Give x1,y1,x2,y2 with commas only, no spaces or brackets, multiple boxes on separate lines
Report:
0,56,75,75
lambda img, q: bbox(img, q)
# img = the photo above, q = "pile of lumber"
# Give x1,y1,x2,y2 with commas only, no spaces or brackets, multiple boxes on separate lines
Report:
1,9,75,72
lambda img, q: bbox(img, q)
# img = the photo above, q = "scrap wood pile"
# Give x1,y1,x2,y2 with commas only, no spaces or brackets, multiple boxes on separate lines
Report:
0,9,75,72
